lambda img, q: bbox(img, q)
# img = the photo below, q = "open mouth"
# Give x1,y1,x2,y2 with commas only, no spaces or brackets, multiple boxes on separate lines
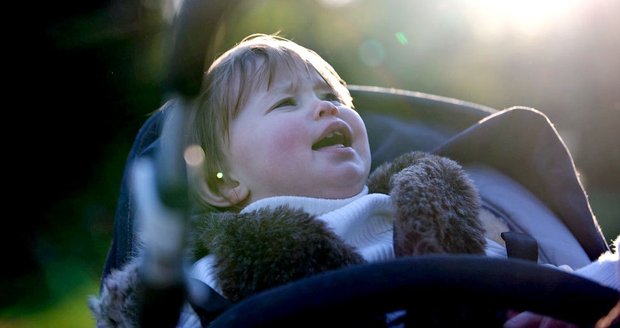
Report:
312,124,352,150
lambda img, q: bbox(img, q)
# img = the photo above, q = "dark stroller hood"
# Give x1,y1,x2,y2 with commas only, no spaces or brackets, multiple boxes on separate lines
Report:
356,85,608,261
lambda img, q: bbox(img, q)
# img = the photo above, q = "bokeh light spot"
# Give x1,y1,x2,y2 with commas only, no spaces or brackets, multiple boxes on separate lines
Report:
395,32,409,45
184,144,205,167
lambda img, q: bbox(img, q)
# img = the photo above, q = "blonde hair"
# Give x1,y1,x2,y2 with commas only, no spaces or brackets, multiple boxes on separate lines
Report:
188,33,353,211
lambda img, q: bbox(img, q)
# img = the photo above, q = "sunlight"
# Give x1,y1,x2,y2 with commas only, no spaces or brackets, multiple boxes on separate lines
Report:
463,0,585,39
317,0,358,8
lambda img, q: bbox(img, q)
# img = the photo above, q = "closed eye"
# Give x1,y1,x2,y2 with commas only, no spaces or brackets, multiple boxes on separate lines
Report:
270,97,297,111
320,92,342,104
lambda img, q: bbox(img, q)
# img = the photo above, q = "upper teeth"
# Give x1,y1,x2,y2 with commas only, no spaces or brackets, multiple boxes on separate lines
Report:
327,132,341,138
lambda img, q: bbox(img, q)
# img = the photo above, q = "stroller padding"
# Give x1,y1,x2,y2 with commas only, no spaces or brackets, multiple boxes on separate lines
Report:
207,255,618,327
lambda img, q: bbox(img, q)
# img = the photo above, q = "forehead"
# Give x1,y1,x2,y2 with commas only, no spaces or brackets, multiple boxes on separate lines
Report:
270,67,331,95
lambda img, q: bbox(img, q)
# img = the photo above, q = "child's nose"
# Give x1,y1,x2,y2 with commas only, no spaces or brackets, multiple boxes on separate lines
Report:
314,100,339,119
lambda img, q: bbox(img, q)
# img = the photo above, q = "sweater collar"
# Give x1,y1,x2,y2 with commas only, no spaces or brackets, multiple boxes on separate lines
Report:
241,186,369,216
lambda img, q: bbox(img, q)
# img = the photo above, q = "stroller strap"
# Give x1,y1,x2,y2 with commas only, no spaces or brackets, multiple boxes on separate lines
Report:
502,231,539,262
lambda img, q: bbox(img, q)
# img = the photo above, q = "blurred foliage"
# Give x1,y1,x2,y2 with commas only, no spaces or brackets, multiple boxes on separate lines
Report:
5,0,618,326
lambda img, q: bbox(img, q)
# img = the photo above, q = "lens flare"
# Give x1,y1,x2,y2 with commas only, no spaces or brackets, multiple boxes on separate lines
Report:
395,32,409,46
184,144,205,167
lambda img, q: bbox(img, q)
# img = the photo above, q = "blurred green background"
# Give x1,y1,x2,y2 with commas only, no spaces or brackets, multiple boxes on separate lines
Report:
4,0,618,326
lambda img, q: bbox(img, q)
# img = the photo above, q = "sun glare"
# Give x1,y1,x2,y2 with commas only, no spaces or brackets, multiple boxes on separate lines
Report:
463,0,585,39
317,0,357,8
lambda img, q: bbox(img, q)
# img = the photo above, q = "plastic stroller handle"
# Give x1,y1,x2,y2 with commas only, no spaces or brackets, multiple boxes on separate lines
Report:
164,0,237,98
139,1,243,326
158,0,238,208
208,255,619,327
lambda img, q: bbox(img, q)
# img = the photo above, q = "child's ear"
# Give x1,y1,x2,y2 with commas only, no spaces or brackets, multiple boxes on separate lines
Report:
185,150,249,207
192,176,249,208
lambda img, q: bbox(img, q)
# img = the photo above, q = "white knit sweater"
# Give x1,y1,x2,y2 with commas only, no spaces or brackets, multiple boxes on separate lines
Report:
191,186,507,294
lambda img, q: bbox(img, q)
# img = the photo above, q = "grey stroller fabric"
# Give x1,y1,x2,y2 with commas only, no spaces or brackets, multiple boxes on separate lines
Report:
433,106,609,260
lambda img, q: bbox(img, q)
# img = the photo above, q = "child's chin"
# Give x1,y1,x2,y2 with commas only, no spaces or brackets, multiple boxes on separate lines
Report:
320,184,366,200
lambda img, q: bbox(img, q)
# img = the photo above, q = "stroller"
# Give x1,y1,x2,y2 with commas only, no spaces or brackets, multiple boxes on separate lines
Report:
94,0,619,326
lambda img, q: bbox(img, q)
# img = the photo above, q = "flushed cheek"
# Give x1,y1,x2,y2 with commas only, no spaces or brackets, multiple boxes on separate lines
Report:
265,123,309,155
231,122,309,174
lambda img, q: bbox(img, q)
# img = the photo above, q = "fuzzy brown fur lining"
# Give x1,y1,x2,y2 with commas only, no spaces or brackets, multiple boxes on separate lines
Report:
89,151,484,326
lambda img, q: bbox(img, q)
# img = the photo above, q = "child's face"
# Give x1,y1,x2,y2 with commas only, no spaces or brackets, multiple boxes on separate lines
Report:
224,65,371,203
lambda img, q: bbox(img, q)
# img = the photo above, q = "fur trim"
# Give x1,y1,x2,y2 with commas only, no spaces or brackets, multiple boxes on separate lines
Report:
88,258,143,327
91,151,485,319
193,205,365,302
369,151,485,256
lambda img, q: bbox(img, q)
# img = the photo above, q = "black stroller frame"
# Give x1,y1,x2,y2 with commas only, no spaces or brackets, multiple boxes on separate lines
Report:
98,0,620,326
